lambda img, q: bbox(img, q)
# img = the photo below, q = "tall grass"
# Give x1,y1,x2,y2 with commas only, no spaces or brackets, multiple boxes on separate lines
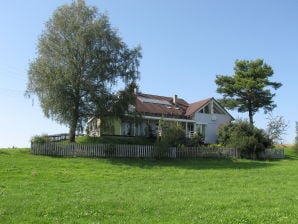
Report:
1,148,298,223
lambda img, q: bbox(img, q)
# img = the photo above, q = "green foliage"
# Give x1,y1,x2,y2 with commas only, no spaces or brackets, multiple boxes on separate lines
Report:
206,143,223,149
293,144,298,154
218,120,272,159
26,0,141,142
75,135,155,145
1,148,298,223
215,59,282,125
31,135,50,144
266,113,289,144
153,140,171,159
187,131,205,147
158,120,186,147
152,120,187,159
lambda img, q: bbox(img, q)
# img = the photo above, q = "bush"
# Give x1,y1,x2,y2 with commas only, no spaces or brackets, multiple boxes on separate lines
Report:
158,120,186,147
206,143,222,149
152,120,186,159
293,143,298,155
153,140,171,159
31,135,50,144
187,131,204,147
218,120,272,159
75,135,155,145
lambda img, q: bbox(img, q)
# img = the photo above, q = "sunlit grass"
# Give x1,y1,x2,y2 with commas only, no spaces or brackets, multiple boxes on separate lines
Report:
0,148,298,223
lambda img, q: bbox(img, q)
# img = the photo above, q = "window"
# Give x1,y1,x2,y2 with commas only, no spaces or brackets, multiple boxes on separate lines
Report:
138,97,171,105
213,103,225,114
199,104,211,114
196,124,206,137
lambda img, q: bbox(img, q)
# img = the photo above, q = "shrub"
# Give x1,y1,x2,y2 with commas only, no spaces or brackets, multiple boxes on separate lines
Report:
266,114,288,144
293,143,298,155
153,140,171,159
158,120,186,147
153,120,185,159
218,120,272,159
206,143,222,149
187,131,204,147
31,135,50,144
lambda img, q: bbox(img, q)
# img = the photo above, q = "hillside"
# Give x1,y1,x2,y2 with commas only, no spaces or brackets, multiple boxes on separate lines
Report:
0,148,298,223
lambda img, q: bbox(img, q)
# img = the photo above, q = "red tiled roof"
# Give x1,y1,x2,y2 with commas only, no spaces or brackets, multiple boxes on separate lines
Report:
135,93,213,118
136,93,188,117
138,93,189,107
185,98,212,116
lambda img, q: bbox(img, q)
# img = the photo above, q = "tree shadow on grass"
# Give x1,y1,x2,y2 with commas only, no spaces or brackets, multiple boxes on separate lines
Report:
106,158,276,171
284,154,298,160
0,151,10,155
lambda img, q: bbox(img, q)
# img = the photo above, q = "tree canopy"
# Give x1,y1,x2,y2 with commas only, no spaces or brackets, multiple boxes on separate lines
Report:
218,120,272,159
215,59,282,125
266,114,288,144
26,0,141,142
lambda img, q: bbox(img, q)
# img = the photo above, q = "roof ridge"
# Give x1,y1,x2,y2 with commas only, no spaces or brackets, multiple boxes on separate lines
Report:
189,97,213,105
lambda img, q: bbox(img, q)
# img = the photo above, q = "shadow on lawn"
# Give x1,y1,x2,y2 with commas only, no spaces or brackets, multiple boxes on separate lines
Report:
284,154,298,160
106,158,275,170
0,151,10,155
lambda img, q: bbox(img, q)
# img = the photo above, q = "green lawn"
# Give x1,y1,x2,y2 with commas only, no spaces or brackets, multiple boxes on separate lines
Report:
0,148,298,223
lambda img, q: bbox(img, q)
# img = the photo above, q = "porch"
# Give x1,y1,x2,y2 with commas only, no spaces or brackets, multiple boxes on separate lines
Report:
121,115,198,139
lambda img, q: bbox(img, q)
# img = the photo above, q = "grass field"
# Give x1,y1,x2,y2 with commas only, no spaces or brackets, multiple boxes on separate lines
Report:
1,148,298,223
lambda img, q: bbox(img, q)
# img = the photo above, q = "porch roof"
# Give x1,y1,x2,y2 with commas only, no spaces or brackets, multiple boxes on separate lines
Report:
142,115,196,123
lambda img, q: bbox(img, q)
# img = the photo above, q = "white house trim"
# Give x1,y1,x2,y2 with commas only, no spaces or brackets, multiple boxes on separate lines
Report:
142,115,196,123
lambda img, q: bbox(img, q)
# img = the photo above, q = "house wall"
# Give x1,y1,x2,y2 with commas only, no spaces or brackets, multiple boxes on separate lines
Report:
87,118,101,137
194,112,232,144
113,119,121,135
121,120,157,137
87,118,121,136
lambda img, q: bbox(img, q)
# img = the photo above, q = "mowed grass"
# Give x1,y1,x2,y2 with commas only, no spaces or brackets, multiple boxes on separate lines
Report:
1,148,298,223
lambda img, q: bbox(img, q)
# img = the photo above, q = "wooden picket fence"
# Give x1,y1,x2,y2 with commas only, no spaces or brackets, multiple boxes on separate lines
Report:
31,143,285,159
259,148,285,160
30,143,240,159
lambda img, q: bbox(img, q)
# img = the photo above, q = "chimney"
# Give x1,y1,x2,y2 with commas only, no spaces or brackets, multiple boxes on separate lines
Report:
173,94,177,104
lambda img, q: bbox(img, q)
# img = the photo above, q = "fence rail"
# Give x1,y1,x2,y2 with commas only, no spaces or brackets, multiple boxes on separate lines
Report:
31,143,241,159
47,133,70,142
30,143,284,159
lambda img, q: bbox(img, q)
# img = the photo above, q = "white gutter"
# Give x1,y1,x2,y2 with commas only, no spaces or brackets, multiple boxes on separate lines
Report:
142,115,196,123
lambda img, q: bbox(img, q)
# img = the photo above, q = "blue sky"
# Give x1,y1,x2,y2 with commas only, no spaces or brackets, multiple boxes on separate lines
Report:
0,0,297,148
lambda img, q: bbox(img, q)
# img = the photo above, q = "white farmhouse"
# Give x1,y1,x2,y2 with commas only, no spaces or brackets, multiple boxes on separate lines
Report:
87,92,233,143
